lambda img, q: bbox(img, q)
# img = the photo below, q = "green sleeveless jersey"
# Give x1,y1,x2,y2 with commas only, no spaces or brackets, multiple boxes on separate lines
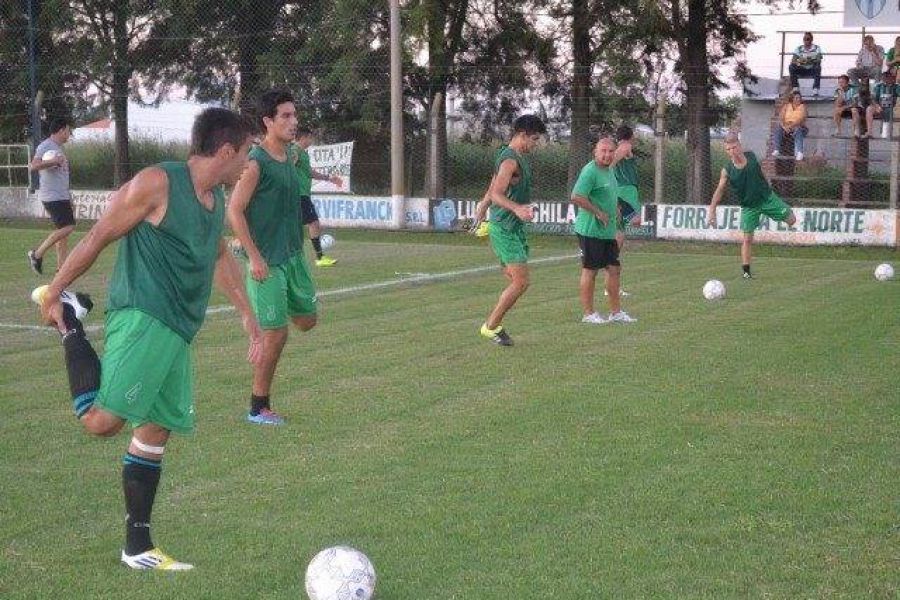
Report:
291,143,313,196
614,155,638,187
726,151,770,208
106,162,225,343
489,146,532,232
246,145,303,265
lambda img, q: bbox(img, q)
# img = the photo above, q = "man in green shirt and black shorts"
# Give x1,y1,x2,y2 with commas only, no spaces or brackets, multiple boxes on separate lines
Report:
571,137,637,324
38,108,261,570
291,127,343,266
709,133,797,278
228,90,318,424
478,115,546,347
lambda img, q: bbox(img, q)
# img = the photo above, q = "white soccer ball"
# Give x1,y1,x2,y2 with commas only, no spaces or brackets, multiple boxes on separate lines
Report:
305,546,376,600
42,149,59,162
320,233,335,250
874,263,894,281
702,279,726,301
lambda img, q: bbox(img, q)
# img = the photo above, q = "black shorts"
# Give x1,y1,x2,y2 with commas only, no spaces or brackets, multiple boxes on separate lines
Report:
42,200,75,228
299,195,319,225
577,235,620,270
840,108,853,119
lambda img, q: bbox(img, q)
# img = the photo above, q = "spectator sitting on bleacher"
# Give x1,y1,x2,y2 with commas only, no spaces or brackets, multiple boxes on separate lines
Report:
832,74,857,137
885,36,900,76
867,70,900,138
848,35,884,86
789,32,823,96
772,90,808,161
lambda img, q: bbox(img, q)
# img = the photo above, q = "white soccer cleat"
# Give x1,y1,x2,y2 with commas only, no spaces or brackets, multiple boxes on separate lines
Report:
121,548,194,571
608,311,638,324
581,312,607,324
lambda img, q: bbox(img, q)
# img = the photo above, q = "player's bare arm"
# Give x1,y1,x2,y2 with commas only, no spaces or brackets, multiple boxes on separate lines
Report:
226,160,268,281
707,168,729,227
311,168,342,187
214,239,263,365
489,159,533,221
570,193,609,226
42,168,168,330
609,142,632,169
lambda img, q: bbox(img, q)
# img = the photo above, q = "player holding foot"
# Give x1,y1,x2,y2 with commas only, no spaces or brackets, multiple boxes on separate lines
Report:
479,115,546,347
608,124,642,297
292,127,343,266
708,133,797,278
228,90,318,423
37,107,261,570
570,137,637,324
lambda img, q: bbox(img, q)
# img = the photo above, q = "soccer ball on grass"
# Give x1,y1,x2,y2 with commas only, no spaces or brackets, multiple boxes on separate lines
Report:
320,233,335,251
874,263,894,281
305,546,376,600
702,279,726,301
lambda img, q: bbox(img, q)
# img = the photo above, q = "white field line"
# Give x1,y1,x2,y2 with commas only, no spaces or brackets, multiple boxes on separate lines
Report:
3,253,581,329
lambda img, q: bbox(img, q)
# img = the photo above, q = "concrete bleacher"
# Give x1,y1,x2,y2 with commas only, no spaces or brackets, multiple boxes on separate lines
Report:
743,75,896,207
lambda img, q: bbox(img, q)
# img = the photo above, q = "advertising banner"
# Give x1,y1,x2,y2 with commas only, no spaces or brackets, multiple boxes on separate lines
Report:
435,198,655,238
309,141,353,193
844,0,900,27
656,204,897,246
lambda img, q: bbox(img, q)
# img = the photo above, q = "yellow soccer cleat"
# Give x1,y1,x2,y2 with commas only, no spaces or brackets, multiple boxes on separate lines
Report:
474,221,491,238
121,548,194,571
315,255,338,267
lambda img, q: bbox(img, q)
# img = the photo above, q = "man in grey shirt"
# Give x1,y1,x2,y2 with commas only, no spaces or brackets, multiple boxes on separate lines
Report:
29,117,75,274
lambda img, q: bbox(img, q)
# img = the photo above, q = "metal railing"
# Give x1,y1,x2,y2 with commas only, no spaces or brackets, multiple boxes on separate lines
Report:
0,145,32,190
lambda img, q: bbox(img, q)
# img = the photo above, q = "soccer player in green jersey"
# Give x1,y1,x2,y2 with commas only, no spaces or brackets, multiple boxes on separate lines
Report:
708,133,797,278
292,127,343,266
39,108,262,570
609,124,642,297
228,90,318,424
479,115,546,347
571,137,637,324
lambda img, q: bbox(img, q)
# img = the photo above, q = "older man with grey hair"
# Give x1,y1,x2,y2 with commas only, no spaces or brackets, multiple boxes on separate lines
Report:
848,35,884,86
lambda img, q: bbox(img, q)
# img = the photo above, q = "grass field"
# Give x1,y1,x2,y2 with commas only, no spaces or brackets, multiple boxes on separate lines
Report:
1,224,897,599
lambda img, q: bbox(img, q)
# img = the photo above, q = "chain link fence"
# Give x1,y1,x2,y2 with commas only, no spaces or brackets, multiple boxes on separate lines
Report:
2,4,896,212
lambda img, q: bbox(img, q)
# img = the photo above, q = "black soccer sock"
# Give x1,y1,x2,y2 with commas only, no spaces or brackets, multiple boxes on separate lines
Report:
122,453,162,556
250,394,270,415
62,319,100,419
311,236,323,259
742,264,751,276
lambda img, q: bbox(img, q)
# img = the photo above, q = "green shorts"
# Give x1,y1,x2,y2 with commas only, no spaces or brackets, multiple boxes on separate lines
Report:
246,252,317,329
489,224,529,265
741,192,793,233
94,309,195,434
617,185,641,230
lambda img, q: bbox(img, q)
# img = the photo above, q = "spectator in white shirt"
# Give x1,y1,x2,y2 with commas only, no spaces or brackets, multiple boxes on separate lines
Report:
848,35,884,86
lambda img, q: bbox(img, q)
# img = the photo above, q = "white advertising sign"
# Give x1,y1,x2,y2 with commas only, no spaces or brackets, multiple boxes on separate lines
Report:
844,0,900,27
657,204,897,246
309,141,353,193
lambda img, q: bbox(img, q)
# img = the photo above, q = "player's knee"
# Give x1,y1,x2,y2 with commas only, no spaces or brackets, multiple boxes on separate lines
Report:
82,412,124,437
293,315,317,331
59,225,75,236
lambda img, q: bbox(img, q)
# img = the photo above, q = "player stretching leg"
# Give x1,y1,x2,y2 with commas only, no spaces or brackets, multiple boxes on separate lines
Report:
709,133,797,279
479,115,546,347
38,108,261,570
608,124,642,297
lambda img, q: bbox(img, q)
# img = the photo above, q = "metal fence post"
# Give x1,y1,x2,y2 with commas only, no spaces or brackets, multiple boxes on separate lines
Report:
654,94,666,206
